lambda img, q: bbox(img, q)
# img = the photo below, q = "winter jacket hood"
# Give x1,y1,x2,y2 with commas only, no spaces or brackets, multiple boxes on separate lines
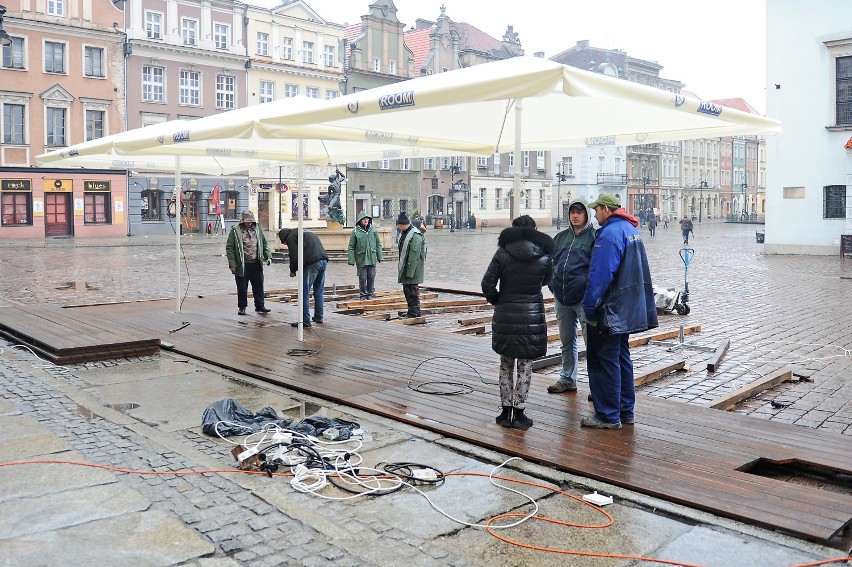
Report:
355,210,373,231
497,226,556,263
549,200,595,306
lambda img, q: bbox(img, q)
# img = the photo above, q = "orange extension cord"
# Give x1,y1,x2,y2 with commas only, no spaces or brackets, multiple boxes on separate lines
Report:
2,459,850,567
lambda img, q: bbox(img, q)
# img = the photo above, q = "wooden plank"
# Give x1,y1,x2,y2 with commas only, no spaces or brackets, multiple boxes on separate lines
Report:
390,316,426,325
364,313,391,321
631,325,702,347
634,360,686,386
706,369,795,411
449,325,486,335
707,339,731,372
337,293,436,309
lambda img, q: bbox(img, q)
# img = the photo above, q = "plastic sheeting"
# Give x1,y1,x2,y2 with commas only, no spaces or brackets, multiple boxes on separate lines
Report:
201,398,293,437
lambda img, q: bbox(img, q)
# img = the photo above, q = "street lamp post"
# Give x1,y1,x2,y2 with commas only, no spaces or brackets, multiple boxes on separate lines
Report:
555,160,567,229
698,180,707,223
742,180,748,221
641,175,650,220
449,164,461,232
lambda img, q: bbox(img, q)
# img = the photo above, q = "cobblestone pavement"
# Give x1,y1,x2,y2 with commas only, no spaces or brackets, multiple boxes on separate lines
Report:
1,220,850,433
1,221,851,565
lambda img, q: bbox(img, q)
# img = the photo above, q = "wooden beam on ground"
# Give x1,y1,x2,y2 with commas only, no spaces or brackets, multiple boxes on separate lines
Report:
334,308,365,315
390,316,426,325
634,360,687,387
631,325,701,347
705,368,794,411
458,314,492,325
450,325,486,335
422,304,494,315
364,313,391,321
532,348,586,370
338,293,437,309
706,339,731,372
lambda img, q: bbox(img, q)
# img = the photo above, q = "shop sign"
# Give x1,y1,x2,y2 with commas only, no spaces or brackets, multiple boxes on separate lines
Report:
43,179,73,192
84,180,111,191
1,179,32,191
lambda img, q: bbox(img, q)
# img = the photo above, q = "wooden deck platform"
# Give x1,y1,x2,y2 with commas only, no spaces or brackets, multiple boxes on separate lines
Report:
3,294,851,544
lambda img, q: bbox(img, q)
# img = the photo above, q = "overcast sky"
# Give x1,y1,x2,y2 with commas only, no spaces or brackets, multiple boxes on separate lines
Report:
271,0,767,114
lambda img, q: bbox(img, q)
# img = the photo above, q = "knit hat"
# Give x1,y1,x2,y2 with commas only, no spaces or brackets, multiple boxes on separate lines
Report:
395,212,410,226
241,210,256,224
588,194,621,209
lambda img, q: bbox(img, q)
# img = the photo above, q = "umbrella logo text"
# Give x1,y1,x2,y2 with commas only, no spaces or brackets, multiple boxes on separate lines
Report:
379,91,415,111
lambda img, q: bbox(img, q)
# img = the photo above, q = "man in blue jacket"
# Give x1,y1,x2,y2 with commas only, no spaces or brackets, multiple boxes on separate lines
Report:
547,201,595,394
581,194,658,429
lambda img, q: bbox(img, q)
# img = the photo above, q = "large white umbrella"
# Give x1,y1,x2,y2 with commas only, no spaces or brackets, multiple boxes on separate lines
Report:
38,56,781,326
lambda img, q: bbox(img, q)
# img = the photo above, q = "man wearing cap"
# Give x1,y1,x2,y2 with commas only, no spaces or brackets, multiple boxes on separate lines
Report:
347,210,383,300
547,200,595,394
226,210,272,316
581,194,657,429
395,212,426,318
278,227,329,327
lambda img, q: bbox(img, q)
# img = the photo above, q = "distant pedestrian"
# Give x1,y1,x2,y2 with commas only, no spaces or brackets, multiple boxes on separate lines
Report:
347,211,383,300
226,210,272,316
581,195,657,429
278,228,329,327
648,214,657,237
663,214,669,229
679,215,693,245
481,215,555,430
395,212,426,318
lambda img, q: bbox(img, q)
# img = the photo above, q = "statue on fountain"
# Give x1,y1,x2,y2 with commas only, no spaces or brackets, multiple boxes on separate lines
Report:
319,169,345,225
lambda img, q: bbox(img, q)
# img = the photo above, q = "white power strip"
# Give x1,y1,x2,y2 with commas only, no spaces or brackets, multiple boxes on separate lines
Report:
412,469,438,480
582,491,613,506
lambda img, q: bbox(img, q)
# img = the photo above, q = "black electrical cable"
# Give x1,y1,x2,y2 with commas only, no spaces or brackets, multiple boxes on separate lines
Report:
287,325,324,357
407,356,495,395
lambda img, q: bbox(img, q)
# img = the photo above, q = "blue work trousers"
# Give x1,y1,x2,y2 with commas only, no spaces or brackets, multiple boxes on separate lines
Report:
301,259,327,323
554,299,585,386
586,327,635,424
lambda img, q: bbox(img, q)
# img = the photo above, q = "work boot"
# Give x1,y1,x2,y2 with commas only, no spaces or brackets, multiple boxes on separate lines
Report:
255,306,271,313
511,408,533,430
495,406,513,428
238,308,247,316
547,380,577,393
580,415,622,430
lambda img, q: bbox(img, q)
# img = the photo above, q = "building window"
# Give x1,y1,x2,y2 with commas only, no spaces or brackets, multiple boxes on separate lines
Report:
84,193,110,224
141,189,162,221
324,45,334,66
539,189,545,209
179,70,200,105
2,37,25,69
566,157,573,175
44,41,65,73
256,32,268,56
389,60,396,75
142,66,164,102
302,41,313,63
836,56,852,126
479,188,486,209
424,158,435,170
379,159,390,170
382,199,392,218
216,74,235,109
824,185,847,219
282,37,292,60
400,158,410,170
1,192,31,225
45,107,66,146
3,104,25,144
536,151,545,171
145,11,162,40
399,199,409,214
47,0,64,16
85,109,104,141
493,152,501,175
83,46,104,77
306,86,319,98
441,157,450,170
325,90,339,100
291,193,309,220
373,58,381,72
182,19,197,46
599,155,605,172
259,81,274,103
284,84,298,97
214,24,229,50
357,161,368,168
495,188,502,209
477,156,487,168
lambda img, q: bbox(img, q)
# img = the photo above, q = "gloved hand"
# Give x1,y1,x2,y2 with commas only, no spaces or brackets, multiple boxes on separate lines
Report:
229,267,236,275
289,271,296,278
348,261,354,266
266,259,272,266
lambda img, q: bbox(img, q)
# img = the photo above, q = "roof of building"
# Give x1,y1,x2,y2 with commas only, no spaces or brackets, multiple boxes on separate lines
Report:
710,97,761,114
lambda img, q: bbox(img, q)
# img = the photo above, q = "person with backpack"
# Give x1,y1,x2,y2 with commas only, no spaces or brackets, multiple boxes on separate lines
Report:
679,215,694,245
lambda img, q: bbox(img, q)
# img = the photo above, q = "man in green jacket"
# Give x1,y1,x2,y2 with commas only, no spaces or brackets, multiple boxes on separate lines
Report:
395,212,425,318
347,211,383,300
226,210,272,316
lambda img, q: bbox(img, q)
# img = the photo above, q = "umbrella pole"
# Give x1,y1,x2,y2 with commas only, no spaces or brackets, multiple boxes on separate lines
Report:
512,99,523,222
297,140,304,341
175,156,182,314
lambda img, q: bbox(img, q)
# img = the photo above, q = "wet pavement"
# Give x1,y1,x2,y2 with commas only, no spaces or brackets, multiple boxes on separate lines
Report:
0,220,851,565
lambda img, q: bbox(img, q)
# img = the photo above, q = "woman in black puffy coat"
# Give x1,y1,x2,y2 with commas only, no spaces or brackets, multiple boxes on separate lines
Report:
481,215,555,430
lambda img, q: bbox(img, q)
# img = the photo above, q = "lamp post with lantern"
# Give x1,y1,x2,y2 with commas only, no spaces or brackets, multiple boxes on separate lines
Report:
698,180,707,223
555,160,567,229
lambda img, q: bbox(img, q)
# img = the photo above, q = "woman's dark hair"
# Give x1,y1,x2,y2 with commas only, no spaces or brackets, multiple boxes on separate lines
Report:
512,214,536,228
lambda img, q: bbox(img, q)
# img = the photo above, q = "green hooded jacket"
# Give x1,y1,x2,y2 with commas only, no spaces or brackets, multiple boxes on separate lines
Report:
347,211,384,267
397,225,425,284
225,211,271,277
